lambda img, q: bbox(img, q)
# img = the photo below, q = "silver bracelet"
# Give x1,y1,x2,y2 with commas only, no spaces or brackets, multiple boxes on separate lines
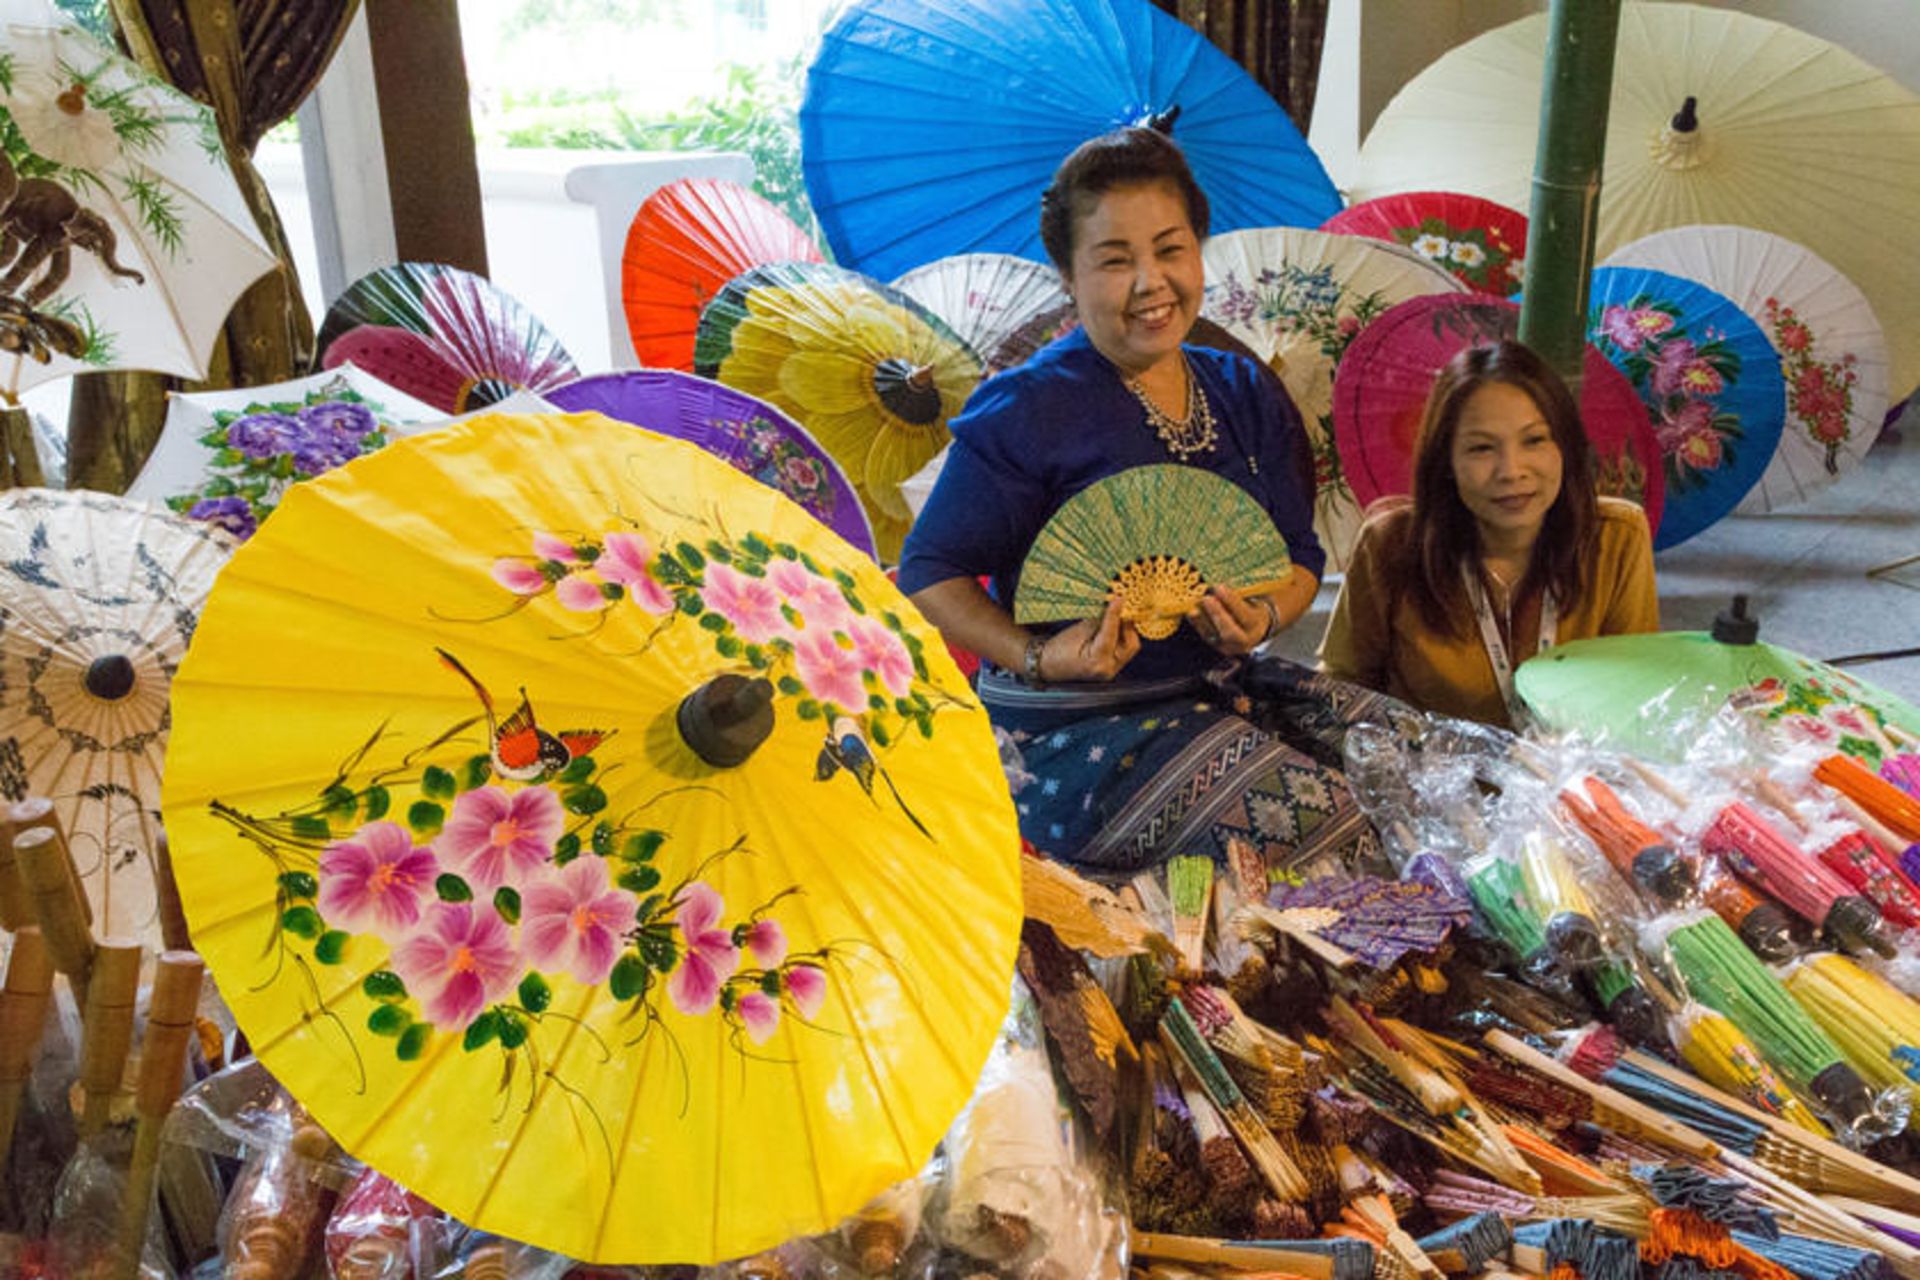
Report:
1022,633,1048,686
1257,596,1282,644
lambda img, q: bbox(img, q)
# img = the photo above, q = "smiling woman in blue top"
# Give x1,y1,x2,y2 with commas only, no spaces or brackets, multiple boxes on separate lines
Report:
898,127,1391,880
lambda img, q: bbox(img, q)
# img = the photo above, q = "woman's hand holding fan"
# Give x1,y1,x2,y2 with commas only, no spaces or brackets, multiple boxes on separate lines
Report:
1035,600,1143,682
1015,466,1293,653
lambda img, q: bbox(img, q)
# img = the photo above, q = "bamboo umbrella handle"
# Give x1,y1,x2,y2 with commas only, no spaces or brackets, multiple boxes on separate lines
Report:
152,832,192,953
0,810,30,930
113,950,204,1280
12,796,91,927
14,824,95,1010
0,927,55,1172
78,938,143,1138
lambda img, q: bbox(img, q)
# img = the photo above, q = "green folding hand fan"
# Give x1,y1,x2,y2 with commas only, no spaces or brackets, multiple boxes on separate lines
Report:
1014,465,1292,640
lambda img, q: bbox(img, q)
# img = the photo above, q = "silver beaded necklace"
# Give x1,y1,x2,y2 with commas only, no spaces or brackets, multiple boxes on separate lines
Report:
1123,354,1218,461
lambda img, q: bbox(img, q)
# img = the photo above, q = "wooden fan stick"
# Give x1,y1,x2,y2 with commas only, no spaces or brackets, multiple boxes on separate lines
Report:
0,927,54,1171
1129,1230,1338,1280
112,950,204,1280
1485,1031,1719,1160
1620,1048,1920,1206
78,938,143,1137
12,797,92,927
15,824,95,1009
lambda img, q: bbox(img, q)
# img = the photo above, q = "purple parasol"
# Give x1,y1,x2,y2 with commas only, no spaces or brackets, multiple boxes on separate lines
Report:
547,369,878,560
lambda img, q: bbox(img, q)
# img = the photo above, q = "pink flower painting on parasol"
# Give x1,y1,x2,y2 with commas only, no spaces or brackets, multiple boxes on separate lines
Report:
1331,294,1663,532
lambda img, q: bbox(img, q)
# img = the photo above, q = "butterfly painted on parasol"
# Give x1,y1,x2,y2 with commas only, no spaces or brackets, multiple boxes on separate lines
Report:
436,648,611,782
816,715,929,838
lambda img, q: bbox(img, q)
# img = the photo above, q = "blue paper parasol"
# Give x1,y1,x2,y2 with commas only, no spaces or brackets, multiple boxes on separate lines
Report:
1587,266,1785,550
800,0,1342,281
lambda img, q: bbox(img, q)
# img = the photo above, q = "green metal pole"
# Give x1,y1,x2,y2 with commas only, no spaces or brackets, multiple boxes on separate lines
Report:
1517,0,1624,390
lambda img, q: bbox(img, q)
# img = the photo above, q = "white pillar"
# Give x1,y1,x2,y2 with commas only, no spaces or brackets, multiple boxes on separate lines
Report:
563,152,755,370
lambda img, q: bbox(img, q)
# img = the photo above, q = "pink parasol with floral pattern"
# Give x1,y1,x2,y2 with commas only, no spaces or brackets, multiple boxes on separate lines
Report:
1331,294,1664,533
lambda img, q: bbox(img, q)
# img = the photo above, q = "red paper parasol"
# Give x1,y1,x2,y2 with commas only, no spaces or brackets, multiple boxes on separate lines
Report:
621,178,824,371
1331,294,1664,532
1321,192,1528,298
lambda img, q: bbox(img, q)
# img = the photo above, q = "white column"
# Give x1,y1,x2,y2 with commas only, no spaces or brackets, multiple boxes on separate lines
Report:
564,151,754,370
296,7,397,307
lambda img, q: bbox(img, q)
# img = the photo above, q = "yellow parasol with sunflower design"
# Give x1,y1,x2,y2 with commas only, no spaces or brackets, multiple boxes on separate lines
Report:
162,411,1023,1264
694,262,984,561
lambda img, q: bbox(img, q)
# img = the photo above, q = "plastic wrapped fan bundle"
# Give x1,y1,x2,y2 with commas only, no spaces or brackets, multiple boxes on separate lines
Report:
1698,802,1894,958
1560,774,1700,909
1693,850,1804,963
936,984,1126,1280
1641,908,1896,1143
1516,829,1608,971
324,1167,441,1280
1810,824,1920,932
1779,951,1920,1108
1815,753,1920,846
1668,1003,1828,1134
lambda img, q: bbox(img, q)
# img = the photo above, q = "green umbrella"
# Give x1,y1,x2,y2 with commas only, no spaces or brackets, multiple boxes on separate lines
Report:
1515,598,1920,767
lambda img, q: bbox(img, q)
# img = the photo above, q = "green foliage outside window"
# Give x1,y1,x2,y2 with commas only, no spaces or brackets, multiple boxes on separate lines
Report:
493,59,819,246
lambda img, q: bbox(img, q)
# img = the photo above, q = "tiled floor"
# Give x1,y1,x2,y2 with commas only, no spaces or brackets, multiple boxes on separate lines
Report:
1271,417,1920,704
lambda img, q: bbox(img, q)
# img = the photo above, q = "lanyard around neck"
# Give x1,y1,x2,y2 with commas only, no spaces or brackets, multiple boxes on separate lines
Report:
1463,565,1557,725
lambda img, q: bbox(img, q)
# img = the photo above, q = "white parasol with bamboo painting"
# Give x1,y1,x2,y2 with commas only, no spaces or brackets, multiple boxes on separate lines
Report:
0,5,277,397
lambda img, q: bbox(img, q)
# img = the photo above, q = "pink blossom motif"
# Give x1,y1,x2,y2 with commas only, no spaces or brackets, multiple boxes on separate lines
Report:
555,573,610,611
767,558,853,635
781,454,824,493
1674,423,1725,473
743,918,787,969
785,964,827,1021
848,615,914,698
1823,705,1875,739
1677,360,1723,397
520,858,638,986
1656,398,1713,453
736,990,781,1044
596,533,673,614
532,532,580,563
492,559,548,595
1780,714,1838,746
1600,305,1673,352
436,785,565,892
667,882,740,1015
318,821,439,939
389,902,521,1030
1648,338,1699,397
793,626,868,711
701,562,792,644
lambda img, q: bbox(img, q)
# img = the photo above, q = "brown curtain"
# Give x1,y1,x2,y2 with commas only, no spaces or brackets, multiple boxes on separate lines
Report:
1153,0,1330,135
66,0,362,493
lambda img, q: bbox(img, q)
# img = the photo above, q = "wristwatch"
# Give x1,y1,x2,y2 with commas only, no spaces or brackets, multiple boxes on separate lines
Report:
1022,632,1048,686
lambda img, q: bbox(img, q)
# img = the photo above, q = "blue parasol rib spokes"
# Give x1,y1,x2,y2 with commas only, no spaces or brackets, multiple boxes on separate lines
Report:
801,0,1342,281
